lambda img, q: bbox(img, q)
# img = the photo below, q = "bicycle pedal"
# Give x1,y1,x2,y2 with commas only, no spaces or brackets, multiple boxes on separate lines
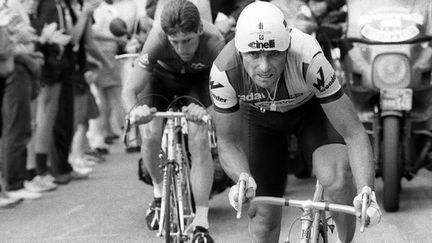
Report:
328,224,335,233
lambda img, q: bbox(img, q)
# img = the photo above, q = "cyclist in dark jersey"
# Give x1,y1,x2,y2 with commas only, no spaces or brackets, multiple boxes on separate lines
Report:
207,2,382,242
122,0,225,242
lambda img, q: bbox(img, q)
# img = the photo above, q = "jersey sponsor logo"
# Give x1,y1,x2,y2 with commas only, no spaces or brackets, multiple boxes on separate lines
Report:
191,63,207,70
211,93,227,103
210,80,224,89
313,67,336,92
238,92,266,101
247,40,275,49
313,67,325,91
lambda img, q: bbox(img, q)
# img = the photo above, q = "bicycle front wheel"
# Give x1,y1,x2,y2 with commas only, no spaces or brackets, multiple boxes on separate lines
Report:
164,163,175,243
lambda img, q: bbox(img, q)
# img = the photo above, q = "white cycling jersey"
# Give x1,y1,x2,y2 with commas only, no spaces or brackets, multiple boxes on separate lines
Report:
209,28,342,113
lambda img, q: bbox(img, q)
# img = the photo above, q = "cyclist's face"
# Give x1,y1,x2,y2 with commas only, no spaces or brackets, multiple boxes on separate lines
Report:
167,31,201,62
241,50,287,89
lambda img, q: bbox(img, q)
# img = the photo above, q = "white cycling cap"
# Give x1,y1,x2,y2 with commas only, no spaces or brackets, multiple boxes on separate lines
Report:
234,1,290,52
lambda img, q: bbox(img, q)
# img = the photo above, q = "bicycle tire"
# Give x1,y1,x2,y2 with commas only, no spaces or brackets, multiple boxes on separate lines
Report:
181,133,196,215
319,211,329,243
164,163,174,243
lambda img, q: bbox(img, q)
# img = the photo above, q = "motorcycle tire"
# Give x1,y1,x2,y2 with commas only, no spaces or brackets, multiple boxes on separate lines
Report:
382,116,402,212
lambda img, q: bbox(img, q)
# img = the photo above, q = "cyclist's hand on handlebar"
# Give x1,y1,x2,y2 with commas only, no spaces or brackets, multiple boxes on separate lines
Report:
129,105,157,125
182,103,208,123
228,172,257,218
353,186,382,230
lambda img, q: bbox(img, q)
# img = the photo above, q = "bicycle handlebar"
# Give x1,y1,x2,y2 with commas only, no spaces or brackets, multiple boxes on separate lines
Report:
115,53,139,60
124,111,217,148
128,111,211,126
251,196,357,216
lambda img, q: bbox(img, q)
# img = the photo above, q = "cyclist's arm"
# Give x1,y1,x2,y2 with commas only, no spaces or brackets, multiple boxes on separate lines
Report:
121,60,153,112
209,63,250,182
305,50,375,192
122,23,166,112
213,109,250,182
321,95,375,192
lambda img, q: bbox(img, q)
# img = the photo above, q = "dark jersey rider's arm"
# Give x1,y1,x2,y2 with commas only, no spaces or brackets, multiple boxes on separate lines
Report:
121,24,164,112
122,64,153,112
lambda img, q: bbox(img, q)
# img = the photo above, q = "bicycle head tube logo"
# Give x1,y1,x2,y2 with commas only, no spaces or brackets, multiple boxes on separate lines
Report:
247,40,275,50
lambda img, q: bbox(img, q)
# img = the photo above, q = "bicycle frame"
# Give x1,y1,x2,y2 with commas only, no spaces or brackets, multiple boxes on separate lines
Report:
124,110,216,242
156,113,195,242
252,180,361,243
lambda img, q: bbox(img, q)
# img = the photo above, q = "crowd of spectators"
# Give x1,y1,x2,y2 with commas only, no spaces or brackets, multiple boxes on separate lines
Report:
0,0,152,208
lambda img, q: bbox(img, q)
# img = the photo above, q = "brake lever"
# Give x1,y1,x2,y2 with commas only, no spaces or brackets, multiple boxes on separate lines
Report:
207,119,217,148
360,192,369,233
237,173,248,219
123,118,131,147
202,115,217,148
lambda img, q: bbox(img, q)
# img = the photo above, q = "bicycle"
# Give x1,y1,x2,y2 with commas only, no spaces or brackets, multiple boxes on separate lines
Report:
250,180,369,243
124,105,216,243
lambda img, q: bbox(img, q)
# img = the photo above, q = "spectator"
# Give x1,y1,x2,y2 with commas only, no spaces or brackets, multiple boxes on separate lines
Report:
30,0,106,185
90,0,126,150
0,23,45,201
69,65,103,170
0,25,25,207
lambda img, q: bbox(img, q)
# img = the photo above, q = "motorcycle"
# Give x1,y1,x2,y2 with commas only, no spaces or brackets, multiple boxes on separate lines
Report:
343,0,432,212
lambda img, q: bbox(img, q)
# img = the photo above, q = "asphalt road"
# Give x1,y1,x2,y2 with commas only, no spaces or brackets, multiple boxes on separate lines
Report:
1,142,432,243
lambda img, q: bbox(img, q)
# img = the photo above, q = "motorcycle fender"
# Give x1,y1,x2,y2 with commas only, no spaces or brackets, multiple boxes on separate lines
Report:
381,110,403,117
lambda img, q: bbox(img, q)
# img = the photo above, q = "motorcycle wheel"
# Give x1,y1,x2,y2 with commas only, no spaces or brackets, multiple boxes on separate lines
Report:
382,116,402,212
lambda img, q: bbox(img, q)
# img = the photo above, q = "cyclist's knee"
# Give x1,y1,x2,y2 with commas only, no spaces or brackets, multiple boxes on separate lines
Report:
139,122,163,141
141,136,160,148
188,128,210,151
248,205,281,235
321,166,352,192
313,145,352,192
320,167,354,203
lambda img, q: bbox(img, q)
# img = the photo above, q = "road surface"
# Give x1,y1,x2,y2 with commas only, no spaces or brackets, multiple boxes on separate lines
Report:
1,143,432,242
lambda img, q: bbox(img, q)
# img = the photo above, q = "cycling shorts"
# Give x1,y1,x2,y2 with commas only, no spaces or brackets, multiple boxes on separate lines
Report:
245,97,345,197
144,64,212,110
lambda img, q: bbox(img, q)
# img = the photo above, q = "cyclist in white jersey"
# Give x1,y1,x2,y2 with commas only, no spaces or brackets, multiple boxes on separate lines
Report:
207,2,382,242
